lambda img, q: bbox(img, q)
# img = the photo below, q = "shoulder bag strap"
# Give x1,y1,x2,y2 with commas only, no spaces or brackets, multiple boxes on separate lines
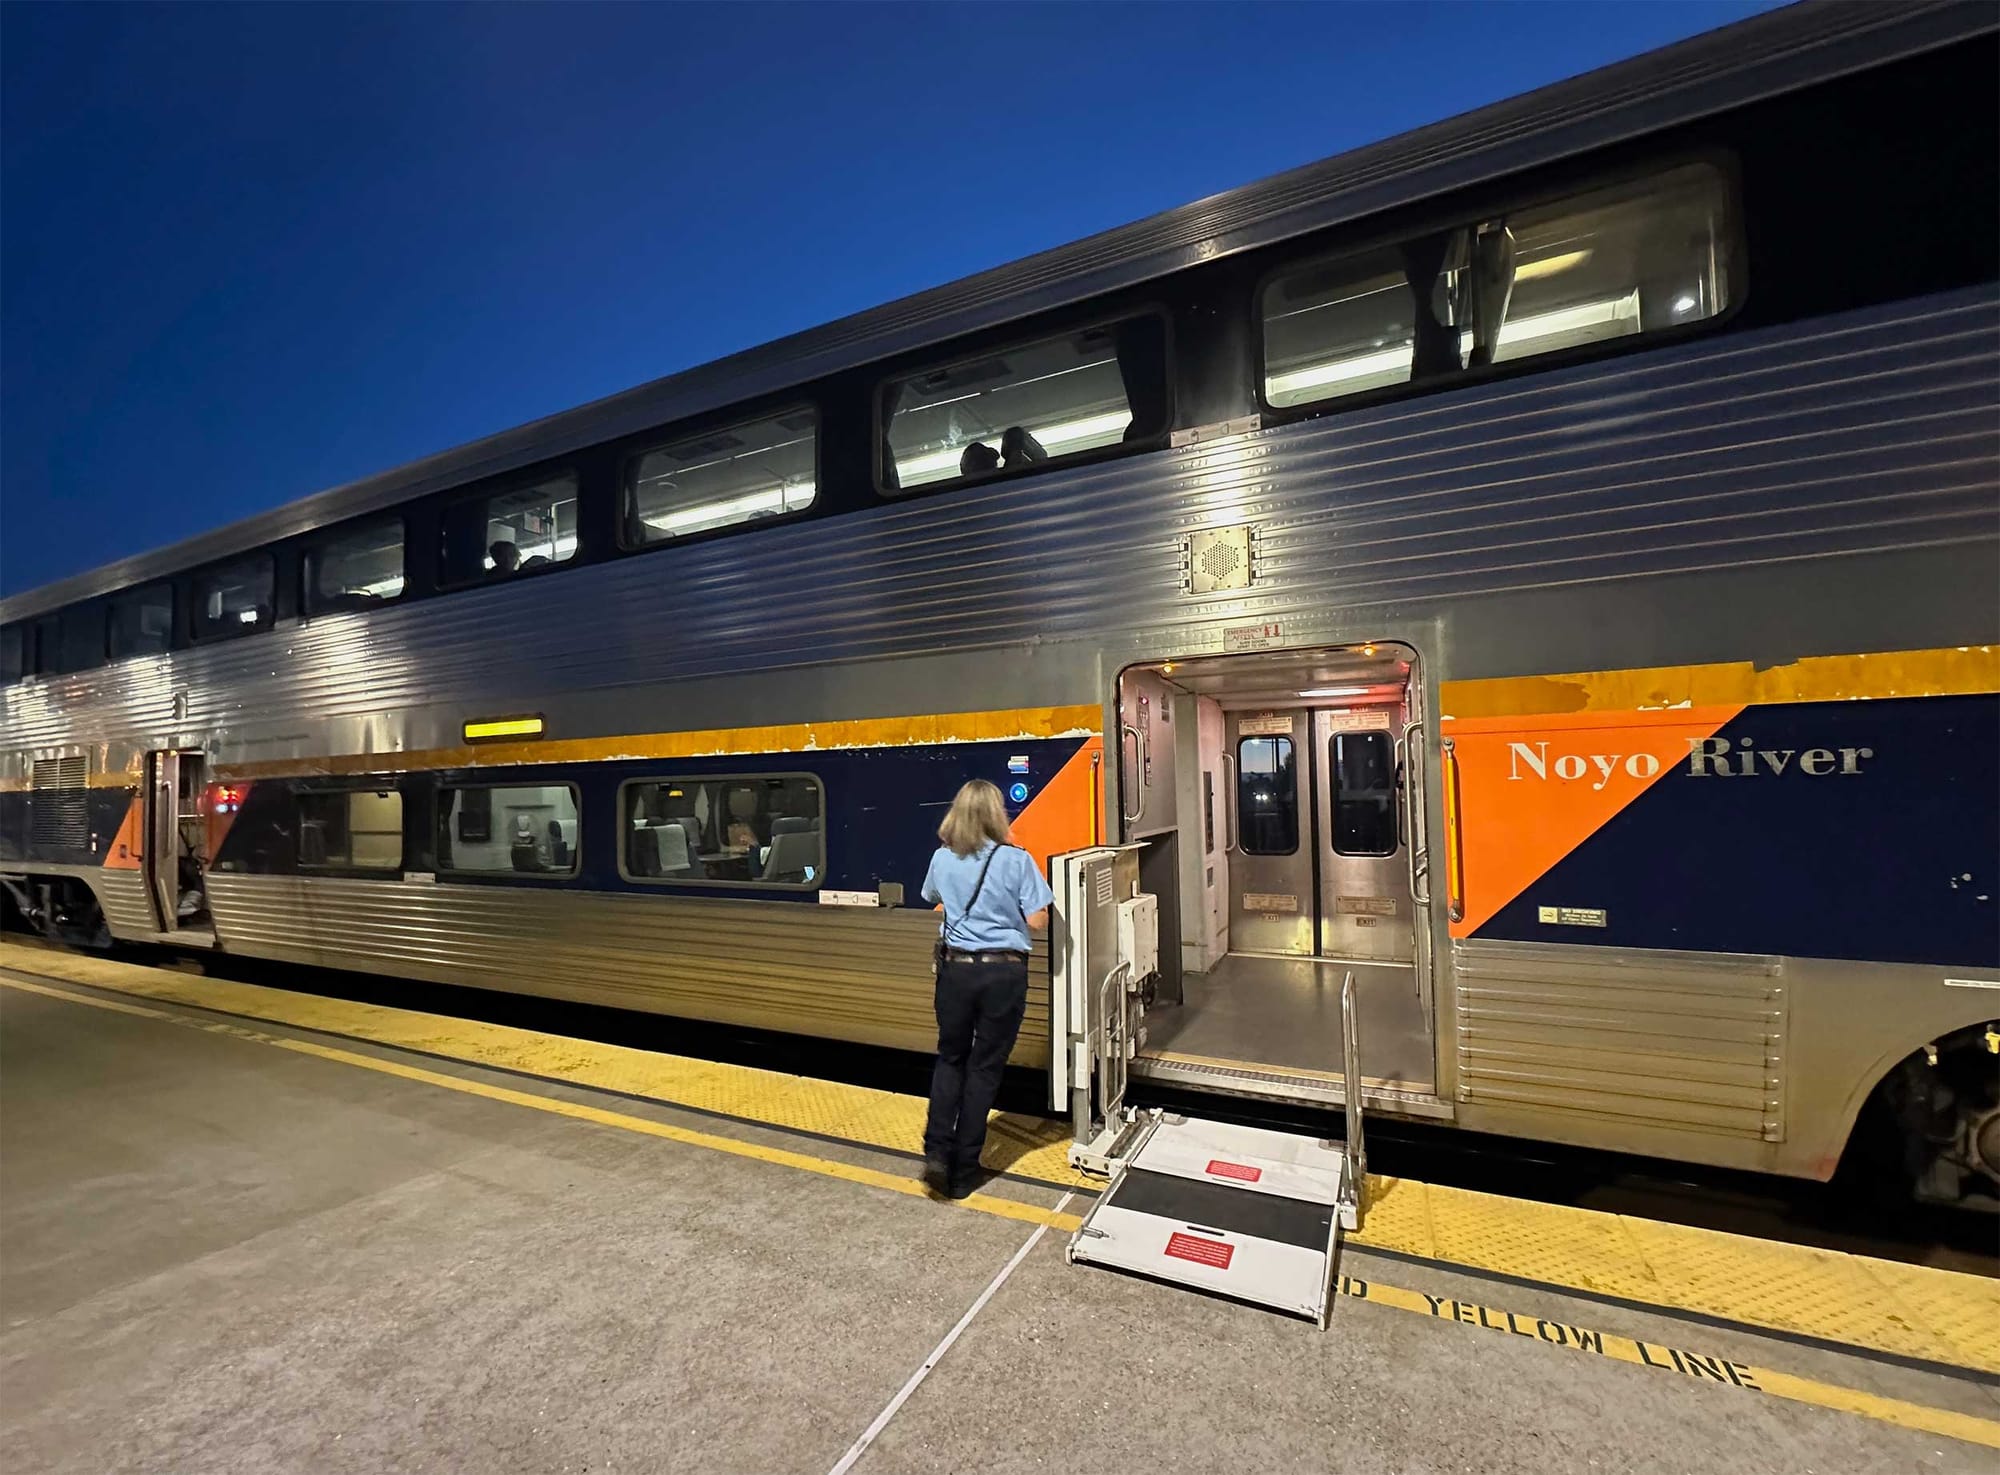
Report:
944,844,1007,947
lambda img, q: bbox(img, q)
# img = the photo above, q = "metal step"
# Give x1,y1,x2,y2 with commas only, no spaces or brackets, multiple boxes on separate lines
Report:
1065,1114,1351,1326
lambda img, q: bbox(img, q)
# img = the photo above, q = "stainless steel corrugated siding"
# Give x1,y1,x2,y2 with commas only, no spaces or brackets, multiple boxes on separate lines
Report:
204,874,1051,1064
5,1,1987,624
5,288,1994,758
1453,939,1787,1140
88,869,157,940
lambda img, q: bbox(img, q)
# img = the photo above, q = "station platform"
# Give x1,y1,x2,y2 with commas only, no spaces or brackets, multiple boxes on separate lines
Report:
4,937,1997,1473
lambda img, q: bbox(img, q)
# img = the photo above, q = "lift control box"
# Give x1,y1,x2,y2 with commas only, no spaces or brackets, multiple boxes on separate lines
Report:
1116,892,1159,983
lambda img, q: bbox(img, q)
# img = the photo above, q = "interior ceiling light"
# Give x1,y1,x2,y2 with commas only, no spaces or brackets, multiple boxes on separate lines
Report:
1266,290,1641,399
894,409,1132,486
1299,686,1370,697
1511,248,1591,283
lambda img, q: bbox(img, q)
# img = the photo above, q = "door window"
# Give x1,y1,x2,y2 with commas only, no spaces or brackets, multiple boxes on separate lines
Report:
1236,735,1298,855
1330,731,1398,856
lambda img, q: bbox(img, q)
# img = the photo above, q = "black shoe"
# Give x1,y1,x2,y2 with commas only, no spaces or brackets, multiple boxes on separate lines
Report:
922,1159,952,1197
947,1166,985,1200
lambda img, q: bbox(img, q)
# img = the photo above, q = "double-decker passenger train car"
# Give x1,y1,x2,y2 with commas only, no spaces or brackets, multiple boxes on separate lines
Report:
4,3,1996,1203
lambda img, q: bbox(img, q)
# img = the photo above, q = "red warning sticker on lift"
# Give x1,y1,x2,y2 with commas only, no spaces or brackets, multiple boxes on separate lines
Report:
1165,1232,1235,1270
1205,1159,1262,1183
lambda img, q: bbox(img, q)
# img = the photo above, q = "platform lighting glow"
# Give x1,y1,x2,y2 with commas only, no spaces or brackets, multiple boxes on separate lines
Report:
1265,291,1641,402
1299,686,1370,698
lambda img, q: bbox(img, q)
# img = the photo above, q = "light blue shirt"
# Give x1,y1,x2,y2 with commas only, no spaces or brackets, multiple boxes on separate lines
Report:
921,841,1053,954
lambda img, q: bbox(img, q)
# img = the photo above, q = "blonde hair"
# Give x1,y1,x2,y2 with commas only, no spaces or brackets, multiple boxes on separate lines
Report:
938,779,1012,857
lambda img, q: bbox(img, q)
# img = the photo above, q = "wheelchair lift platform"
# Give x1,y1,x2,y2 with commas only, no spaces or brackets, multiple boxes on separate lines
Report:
1065,1113,1354,1325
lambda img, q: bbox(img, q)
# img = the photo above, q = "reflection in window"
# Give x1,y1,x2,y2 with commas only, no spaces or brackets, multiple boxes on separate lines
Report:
1330,731,1398,857
1263,163,1734,409
883,315,1169,491
1236,735,1298,855
297,788,403,870
194,556,276,638
627,408,816,545
440,473,579,585
108,585,173,659
437,783,579,875
306,518,405,611
622,774,823,886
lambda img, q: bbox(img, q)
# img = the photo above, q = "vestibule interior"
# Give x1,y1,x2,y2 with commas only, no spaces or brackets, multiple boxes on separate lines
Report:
1116,643,1436,1100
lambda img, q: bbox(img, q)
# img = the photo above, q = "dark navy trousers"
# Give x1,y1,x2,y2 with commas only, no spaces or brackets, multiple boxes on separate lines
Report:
923,958,1029,1175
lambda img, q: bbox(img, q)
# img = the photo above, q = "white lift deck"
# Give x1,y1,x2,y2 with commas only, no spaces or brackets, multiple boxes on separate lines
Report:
1051,846,1368,1327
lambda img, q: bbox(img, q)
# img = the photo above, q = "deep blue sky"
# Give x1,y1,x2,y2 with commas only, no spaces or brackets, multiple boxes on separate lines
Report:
1,0,1775,596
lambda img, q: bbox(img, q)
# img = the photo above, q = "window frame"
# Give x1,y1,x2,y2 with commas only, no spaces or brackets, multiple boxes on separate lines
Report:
618,402,822,553
872,305,1175,499
292,781,407,876
189,552,278,644
1328,729,1399,858
303,514,409,616
433,778,583,881
615,771,827,892
0,624,24,686
438,467,584,591
1252,150,1745,425
106,583,176,662
1234,734,1301,858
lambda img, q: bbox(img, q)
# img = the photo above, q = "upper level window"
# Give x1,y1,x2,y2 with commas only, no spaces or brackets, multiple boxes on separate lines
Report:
621,773,823,887
193,554,275,639
37,607,104,675
108,584,173,659
441,472,579,586
1262,162,1736,410
0,626,23,685
436,782,579,876
625,408,817,545
306,518,405,612
881,314,1170,493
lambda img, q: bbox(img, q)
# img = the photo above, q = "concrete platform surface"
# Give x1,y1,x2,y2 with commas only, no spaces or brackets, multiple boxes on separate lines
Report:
3,966,1998,1475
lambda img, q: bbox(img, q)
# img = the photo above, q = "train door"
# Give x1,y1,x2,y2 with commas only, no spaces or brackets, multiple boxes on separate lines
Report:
143,750,210,934
1112,644,1441,1106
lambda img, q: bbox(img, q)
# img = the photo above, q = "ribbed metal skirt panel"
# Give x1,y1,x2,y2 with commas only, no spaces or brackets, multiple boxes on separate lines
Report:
88,869,157,941
1452,939,1786,1140
205,875,1050,1065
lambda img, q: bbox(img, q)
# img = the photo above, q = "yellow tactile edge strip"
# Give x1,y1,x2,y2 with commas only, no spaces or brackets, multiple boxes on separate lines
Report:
6,939,1996,1376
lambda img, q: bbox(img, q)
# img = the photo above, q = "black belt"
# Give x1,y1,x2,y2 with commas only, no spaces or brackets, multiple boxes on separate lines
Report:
942,948,1029,965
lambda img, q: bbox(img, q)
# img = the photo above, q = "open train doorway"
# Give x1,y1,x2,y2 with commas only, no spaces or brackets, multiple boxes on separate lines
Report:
143,749,212,936
1114,643,1439,1111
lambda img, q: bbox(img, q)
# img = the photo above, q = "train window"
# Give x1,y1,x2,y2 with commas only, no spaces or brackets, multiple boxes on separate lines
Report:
620,774,823,888
1330,731,1397,857
625,407,817,546
0,625,23,685
108,585,174,659
1236,735,1299,855
1262,162,1737,410
440,472,579,586
880,313,1170,493
296,788,403,871
306,518,406,612
192,554,276,639
36,607,105,676
436,783,580,876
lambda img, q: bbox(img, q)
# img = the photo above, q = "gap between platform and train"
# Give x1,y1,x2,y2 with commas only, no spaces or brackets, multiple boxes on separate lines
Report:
5,942,1998,1389
6,968,1999,1454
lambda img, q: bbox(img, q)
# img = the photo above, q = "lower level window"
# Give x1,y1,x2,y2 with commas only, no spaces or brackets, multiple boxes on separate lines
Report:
297,788,403,870
622,774,823,886
437,783,580,875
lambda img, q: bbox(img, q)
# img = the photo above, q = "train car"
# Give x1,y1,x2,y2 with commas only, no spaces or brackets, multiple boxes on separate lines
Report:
3,3,1995,1204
